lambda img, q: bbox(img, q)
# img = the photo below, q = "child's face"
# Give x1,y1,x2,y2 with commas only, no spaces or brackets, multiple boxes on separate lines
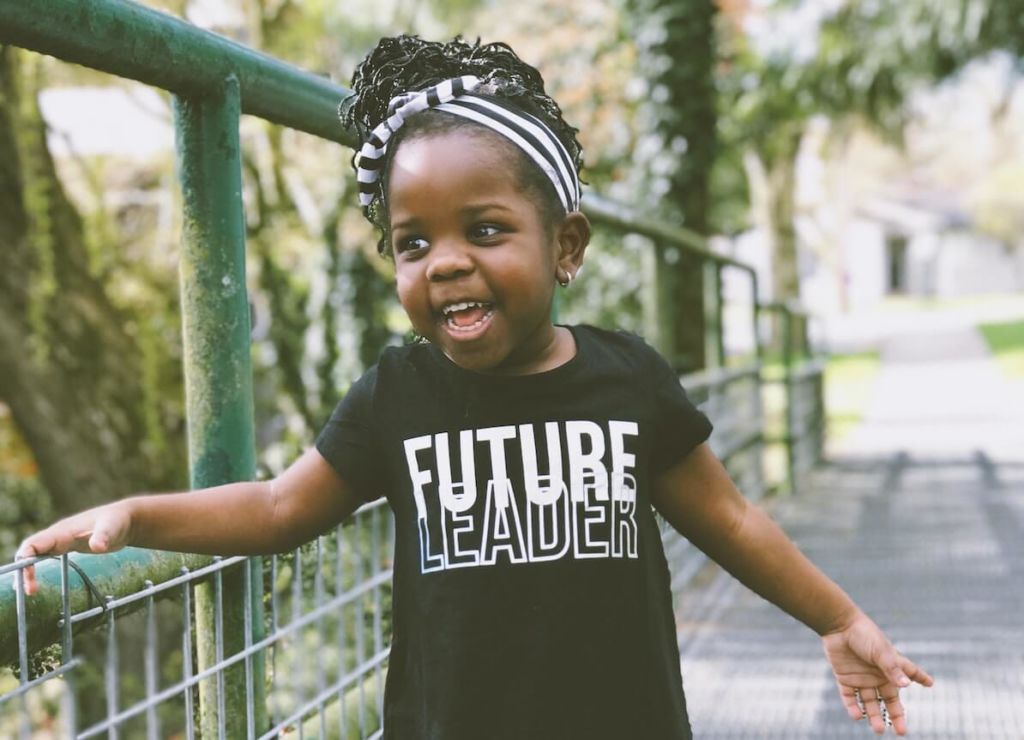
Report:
387,129,576,374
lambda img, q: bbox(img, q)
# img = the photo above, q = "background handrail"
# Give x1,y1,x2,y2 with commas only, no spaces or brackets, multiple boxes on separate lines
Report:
0,0,357,146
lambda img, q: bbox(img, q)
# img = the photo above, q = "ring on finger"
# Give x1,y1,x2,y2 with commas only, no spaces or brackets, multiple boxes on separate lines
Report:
853,688,867,719
876,690,893,727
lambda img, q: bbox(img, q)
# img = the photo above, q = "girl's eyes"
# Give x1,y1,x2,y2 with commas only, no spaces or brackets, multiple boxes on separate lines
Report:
395,236,429,254
394,224,504,254
469,224,502,241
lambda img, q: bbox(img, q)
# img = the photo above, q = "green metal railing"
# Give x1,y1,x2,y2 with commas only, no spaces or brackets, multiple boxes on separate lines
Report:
760,302,827,493
0,0,826,736
1,0,354,733
0,0,356,146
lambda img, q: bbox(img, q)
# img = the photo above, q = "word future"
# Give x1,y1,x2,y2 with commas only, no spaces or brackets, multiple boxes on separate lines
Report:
404,420,640,574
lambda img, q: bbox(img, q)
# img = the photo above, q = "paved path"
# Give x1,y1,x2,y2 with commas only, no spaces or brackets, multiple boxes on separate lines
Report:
676,321,1024,738
839,317,1024,462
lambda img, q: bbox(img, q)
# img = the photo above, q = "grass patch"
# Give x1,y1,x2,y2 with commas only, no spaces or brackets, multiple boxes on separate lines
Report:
877,293,1024,314
978,319,1024,381
825,351,881,441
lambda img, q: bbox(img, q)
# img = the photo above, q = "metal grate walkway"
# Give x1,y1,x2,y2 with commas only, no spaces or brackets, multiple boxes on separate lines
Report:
676,318,1024,738
677,452,1024,738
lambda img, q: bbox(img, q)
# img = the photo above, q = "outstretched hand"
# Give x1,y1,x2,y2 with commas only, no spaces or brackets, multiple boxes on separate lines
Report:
822,613,933,735
13,502,132,596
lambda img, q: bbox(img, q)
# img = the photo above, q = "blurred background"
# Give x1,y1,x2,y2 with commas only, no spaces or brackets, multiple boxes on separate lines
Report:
3,0,1021,536
2,0,1023,736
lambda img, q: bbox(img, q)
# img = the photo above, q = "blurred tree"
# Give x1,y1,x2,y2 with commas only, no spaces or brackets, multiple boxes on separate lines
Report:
238,0,413,459
718,0,1024,315
717,2,907,312
0,0,413,511
0,48,187,515
627,0,718,372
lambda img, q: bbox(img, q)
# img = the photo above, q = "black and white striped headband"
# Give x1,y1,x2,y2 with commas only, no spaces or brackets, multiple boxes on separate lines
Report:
355,75,581,216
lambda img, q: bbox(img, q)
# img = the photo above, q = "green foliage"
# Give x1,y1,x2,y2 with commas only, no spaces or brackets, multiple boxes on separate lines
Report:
13,54,58,364
0,475,51,558
0,660,63,737
255,231,317,429
717,2,917,167
626,0,718,231
262,514,393,730
559,231,647,334
344,247,401,374
713,0,1024,307
723,0,1024,159
970,163,1024,249
825,350,881,441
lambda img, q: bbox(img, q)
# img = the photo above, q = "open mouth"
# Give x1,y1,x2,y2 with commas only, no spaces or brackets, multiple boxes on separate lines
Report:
441,300,495,333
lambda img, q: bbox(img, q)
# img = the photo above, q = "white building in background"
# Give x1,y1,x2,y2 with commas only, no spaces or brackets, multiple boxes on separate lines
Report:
829,192,1024,308
720,189,1024,313
715,188,1024,353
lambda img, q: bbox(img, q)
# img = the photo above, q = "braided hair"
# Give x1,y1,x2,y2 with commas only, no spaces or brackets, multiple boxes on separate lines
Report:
342,36,583,255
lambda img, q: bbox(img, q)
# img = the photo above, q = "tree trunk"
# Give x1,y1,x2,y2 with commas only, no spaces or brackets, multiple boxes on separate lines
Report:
744,128,803,352
767,150,800,307
0,48,185,515
629,0,718,372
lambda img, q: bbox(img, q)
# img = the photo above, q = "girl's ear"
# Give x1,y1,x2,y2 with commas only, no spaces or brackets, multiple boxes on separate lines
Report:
555,212,591,278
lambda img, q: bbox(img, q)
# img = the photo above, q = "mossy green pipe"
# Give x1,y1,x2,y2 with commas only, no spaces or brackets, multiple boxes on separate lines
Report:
175,75,265,736
0,548,212,668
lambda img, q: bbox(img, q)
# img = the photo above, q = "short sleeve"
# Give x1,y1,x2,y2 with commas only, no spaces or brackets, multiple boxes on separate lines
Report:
315,366,385,502
647,348,713,475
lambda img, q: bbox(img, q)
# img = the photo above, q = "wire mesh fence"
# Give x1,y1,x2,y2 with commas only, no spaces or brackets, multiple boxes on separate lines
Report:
786,358,827,485
1,499,392,739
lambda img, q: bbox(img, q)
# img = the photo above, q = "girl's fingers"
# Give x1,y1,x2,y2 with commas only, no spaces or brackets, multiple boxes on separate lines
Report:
88,512,127,553
16,533,52,562
900,655,934,687
839,685,865,721
843,684,913,736
15,535,56,596
858,689,887,734
875,646,912,689
23,566,37,596
13,543,39,596
877,644,933,691
882,692,909,737
14,519,104,596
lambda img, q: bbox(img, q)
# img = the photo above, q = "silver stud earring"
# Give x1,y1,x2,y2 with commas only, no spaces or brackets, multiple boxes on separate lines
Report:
558,270,573,288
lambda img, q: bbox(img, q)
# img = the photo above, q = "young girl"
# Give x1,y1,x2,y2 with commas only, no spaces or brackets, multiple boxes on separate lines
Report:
17,36,931,739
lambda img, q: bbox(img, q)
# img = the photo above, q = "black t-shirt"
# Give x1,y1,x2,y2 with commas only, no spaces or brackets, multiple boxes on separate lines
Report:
316,325,712,740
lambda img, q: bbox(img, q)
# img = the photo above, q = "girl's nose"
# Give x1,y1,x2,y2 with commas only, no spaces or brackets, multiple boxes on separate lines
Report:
425,240,474,282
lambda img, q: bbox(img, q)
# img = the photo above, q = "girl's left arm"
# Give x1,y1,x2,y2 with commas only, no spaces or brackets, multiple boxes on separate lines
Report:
653,443,933,736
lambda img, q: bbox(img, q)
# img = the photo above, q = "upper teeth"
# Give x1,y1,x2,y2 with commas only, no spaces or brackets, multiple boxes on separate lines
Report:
443,301,486,316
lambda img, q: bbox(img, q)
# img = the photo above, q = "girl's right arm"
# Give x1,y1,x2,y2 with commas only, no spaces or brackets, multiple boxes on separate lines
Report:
15,448,361,595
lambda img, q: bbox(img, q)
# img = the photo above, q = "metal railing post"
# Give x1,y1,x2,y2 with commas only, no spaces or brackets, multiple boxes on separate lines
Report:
174,75,266,737
703,261,724,369
821,367,827,460
644,241,673,362
749,273,765,497
781,305,797,494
